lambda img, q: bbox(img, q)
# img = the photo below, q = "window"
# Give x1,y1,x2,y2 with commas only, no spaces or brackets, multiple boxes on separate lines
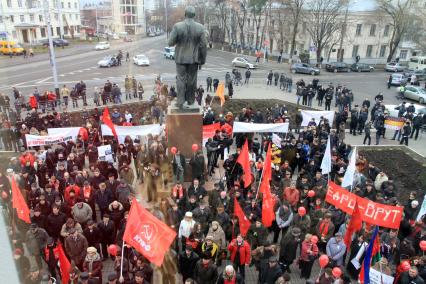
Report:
74,2,77,9
30,14,34,22
54,13,59,20
18,0,22,7
61,2,64,8
356,24,362,36
352,45,359,58
366,45,373,57
379,45,386,57
399,50,408,59
384,24,390,36
0,16,2,23
369,24,376,36
10,15,14,23
7,0,12,7
39,15,43,22
41,27,46,37
20,15,25,22
68,2,71,8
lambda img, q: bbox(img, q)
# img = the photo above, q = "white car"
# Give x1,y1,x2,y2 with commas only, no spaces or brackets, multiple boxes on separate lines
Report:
97,56,118,67
133,54,150,66
95,41,110,50
231,57,257,69
385,62,405,72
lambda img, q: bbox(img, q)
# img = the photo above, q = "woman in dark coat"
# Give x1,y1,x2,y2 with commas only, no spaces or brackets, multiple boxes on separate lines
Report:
279,227,301,272
347,234,368,280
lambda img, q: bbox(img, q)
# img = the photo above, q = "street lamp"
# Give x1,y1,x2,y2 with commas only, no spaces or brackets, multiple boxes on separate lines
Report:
164,0,168,39
43,0,60,100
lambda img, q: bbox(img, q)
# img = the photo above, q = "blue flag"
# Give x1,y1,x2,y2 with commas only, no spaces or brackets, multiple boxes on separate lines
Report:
362,226,379,284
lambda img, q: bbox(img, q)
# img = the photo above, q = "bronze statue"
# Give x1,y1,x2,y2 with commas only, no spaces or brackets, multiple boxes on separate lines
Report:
168,6,207,109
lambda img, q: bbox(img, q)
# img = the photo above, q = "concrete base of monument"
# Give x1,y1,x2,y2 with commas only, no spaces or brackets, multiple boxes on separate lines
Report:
168,100,201,114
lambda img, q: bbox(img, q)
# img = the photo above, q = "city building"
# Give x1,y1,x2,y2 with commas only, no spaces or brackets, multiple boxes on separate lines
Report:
0,0,82,44
110,0,145,35
80,1,112,33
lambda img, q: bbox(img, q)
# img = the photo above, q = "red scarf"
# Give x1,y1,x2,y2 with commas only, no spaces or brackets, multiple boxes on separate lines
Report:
319,220,330,238
83,186,92,199
224,275,236,284
172,185,184,199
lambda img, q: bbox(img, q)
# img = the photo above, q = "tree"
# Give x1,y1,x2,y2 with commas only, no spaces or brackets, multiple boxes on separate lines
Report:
285,0,305,62
249,0,268,50
376,0,417,62
303,0,344,63
234,0,249,48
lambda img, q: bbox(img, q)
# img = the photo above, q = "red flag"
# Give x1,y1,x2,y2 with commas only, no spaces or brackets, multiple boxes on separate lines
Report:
234,197,251,237
102,107,118,138
236,139,252,188
10,178,30,223
57,243,71,284
259,143,272,194
344,201,363,250
123,200,177,266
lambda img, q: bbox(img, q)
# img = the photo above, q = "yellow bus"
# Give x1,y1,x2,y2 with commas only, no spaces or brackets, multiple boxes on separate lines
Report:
408,56,426,70
0,41,24,55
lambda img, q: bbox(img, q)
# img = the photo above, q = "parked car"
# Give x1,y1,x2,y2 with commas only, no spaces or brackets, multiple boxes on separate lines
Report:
351,63,374,72
389,73,407,86
290,63,320,75
325,62,350,72
98,55,119,67
385,62,405,72
148,32,156,37
163,47,175,59
41,39,69,47
95,41,110,50
385,103,426,117
403,86,426,104
403,69,426,82
133,54,150,66
231,57,257,69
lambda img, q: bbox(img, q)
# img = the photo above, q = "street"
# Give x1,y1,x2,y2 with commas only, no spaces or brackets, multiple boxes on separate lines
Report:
0,35,408,108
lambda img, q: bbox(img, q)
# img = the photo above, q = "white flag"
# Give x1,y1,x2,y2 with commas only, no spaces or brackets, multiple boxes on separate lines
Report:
320,136,331,175
223,147,229,161
341,147,357,188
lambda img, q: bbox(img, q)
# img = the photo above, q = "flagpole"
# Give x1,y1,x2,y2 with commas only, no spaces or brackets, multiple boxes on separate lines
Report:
120,240,125,280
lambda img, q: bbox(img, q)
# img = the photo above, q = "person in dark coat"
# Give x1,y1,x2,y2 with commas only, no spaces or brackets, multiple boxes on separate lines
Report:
279,227,301,272
64,228,88,270
346,234,367,280
46,204,67,240
94,182,113,218
193,254,218,284
14,248,30,282
97,214,116,259
247,220,269,249
189,151,205,184
178,245,200,282
83,220,101,253
398,267,425,284
259,255,283,284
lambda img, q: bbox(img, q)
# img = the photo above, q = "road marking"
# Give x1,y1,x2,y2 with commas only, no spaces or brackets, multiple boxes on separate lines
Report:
36,77,52,84
69,72,75,75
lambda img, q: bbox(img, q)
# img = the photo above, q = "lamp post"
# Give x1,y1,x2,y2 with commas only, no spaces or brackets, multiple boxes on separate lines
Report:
164,0,168,39
43,0,60,101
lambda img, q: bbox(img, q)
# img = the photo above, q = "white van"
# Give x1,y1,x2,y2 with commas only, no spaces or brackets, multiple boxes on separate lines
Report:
164,46,175,59
408,56,426,70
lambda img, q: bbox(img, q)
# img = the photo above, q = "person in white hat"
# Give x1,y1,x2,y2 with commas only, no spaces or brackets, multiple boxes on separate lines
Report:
179,212,196,250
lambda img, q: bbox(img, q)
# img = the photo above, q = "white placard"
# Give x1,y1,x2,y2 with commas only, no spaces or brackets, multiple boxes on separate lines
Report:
233,122,289,133
101,124,163,143
48,127,82,140
369,268,394,284
98,145,114,163
300,110,335,126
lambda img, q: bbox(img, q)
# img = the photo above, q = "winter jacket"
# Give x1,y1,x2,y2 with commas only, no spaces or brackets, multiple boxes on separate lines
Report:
300,240,319,261
46,212,67,239
326,237,346,266
83,253,103,282
193,259,218,284
97,220,116,244
71,203,93,224
228,239,251,265
108,202,124,226
64,233,88,265
94,188,113,211
247,224,268,249
283,187,300,207
207,221,226,249
275,207,293,229
26,228,49,255
60,223,83,238
259,262,282,284
398,271,425,284
178,250,199,279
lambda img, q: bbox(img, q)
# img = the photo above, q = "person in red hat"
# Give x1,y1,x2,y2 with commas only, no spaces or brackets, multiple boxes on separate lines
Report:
13,248,30,282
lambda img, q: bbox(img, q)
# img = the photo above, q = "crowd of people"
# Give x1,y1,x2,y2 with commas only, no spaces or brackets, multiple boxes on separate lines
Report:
0,67,425,284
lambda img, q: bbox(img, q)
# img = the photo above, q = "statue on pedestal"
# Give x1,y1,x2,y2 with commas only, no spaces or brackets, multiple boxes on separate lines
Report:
168,6,207,109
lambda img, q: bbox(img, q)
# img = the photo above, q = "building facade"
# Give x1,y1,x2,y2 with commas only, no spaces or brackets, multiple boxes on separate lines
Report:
80,1,112,33
110,0,145,35
0,0,81,44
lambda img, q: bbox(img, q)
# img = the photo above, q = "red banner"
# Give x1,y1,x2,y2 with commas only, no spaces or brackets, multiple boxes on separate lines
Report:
325,182,403,229
202,123,221,140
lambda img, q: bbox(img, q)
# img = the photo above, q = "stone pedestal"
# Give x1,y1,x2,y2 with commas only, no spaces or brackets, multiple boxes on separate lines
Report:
167,105,203,181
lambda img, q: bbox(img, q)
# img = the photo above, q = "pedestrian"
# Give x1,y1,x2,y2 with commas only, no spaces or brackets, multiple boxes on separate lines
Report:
399,121,412,146
279,73,285,90
388,75,392,89
60,84,70,108
245,69,251,85
213,78,219,92
363,121,372,145
326,232,346,266
29,48,34,56
206,76,212,92
267,71,273,85
137,82,144,100
23,48,27,58
193,253,219,284
274,72,279,86
228,234,251,281
410,114,423,140
64,228,88,270
178,245,200,282
279,227,301,272
26,223,49,269
287,77,293,92
374,113,385,145
126,51,130,62
346,234,368,280
299,234,319,279
259,255,282,284
82,246,103,283
93,87,100,106
217,265,244,284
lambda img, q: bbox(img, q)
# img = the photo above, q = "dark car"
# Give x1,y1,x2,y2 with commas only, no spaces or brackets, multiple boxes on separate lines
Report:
41,39,69,47
291,63,320,75
325,62,350,72
350,63,374,72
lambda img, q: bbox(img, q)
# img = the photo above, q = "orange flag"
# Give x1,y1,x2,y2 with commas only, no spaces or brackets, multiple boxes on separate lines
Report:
123,200,177,266
102,107,118,138
57,243,71,284
344,201,363,250
259,143,272,194
10,177,30,223
236,139,252,188
216,82,225,106
234,197,251,237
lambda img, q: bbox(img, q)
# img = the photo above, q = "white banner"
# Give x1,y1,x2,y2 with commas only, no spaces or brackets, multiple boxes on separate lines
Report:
98,145,114,163
301,110,335,126
48,127,82,140
416,194,426,221
26,133,73,147
272,134,282,148
101,124,163,144
233,122,289,133
369,268,394,284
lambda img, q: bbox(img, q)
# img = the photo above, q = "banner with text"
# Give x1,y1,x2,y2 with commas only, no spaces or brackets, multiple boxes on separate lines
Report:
48,127,82,141
101,124,163,144
98,145,114,163
26,134,73,147
325,181,403,229
301,110,335,127
203,123,221,140
369,268,394,284
233,122,289,133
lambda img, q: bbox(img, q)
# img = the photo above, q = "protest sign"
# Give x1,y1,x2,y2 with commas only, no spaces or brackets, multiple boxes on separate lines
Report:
26,134,73,147
98,145,114,163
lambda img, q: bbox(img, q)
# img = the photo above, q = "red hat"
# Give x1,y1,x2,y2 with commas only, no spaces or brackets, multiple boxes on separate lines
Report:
14,248,23,255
